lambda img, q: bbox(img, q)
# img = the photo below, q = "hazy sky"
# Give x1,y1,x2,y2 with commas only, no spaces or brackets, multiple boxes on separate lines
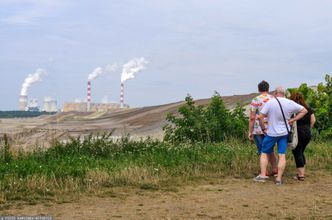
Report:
1,0,331,110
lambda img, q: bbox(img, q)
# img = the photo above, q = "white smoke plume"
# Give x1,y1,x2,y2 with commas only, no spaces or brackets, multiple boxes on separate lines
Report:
121,57,148,83
105,63,118,73
20,68,47,96
88,63,118,81
88,67,103,81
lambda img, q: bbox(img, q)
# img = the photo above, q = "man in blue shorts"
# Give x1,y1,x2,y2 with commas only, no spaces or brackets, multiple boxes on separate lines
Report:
248,80,277,176
254,87,307,185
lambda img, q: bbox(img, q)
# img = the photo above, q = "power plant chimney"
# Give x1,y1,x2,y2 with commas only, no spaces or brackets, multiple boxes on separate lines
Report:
19,95,28,111
120,57,148,108
87,81,91,112
120,82,124,108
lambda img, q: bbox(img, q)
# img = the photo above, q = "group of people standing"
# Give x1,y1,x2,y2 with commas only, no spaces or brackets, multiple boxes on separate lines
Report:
248,81,316,185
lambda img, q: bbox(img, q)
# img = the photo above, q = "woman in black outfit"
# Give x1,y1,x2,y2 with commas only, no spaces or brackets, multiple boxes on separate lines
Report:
290,92,316,181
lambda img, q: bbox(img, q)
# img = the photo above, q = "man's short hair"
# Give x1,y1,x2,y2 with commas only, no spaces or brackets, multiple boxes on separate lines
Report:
258,81,269,92
275,86,286,95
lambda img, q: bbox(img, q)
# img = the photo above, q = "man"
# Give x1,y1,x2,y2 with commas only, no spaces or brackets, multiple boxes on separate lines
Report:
248,80,277,176
254,86,308,185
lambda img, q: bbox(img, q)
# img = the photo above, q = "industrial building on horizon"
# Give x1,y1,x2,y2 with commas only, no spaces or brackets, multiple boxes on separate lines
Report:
19,96,58,112
62,102,128,112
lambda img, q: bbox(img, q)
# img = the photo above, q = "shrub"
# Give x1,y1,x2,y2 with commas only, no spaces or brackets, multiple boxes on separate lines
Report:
163,92,247,143
288,74,332,139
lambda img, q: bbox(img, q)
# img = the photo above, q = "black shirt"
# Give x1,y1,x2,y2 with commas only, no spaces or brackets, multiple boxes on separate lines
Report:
297,107,313,127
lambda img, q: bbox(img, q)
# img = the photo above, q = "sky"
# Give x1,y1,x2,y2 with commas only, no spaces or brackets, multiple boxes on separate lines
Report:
1,0,332,110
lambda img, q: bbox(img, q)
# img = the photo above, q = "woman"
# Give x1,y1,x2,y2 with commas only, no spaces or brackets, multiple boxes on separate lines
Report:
290,92,316,181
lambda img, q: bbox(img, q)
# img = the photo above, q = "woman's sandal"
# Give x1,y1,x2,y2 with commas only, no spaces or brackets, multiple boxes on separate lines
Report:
294,174,305,181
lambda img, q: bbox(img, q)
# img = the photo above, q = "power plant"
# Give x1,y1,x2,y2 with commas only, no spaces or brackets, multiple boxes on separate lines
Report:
18,57,148,113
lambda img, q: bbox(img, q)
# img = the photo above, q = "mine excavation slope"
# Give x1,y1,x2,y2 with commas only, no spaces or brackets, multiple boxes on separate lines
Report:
0,93,258,148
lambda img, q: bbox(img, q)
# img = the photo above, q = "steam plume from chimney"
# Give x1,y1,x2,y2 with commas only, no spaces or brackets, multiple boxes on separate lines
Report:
105,63,118,73
121,57,148,83
20,68,47,96
88,67,103,81
86,64,117,112
120,57,148,108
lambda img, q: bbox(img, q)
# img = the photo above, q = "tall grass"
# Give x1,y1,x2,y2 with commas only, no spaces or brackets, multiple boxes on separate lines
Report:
0,134,331,204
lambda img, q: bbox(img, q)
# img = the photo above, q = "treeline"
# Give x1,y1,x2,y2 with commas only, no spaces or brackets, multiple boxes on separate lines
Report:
0,111,56,118
288,74,332,139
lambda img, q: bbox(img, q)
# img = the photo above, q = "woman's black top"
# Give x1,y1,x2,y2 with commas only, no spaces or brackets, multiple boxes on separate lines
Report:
297,107,313,127
296,107,313,143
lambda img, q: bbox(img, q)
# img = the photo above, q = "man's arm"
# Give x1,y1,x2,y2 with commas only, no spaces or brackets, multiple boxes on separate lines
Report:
288,107,308,125
259,113,268,134
248,110,256,140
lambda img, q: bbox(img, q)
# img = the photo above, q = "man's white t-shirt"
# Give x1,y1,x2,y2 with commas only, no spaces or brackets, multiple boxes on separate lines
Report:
260,97,304,137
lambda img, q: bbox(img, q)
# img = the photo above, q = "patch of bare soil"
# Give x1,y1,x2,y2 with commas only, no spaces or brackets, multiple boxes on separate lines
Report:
1,175,331,219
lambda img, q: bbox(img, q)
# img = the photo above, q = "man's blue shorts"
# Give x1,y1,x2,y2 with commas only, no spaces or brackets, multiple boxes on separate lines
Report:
261,135,288,154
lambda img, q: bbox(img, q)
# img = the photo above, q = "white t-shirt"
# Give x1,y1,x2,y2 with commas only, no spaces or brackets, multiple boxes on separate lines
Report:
260,97,304,137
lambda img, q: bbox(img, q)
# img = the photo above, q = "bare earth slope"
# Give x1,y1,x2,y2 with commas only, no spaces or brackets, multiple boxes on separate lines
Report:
0,93,258,148
1,176,331,219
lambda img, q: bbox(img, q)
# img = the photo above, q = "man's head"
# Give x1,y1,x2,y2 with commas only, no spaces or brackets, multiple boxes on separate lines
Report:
258,81,269,93
274,86,286,97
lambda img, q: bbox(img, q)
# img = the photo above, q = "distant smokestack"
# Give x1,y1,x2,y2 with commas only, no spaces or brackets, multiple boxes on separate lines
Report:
86,64,117,111
120,83,124,108
87,81,91,112
86,67,103,112
120,57,148,108
19,95,28,111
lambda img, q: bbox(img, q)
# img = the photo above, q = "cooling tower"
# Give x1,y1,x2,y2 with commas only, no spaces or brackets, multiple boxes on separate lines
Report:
19,95,28,111
43,97,58,112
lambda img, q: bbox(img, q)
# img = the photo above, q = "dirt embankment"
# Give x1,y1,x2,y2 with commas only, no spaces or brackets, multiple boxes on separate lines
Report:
0,93,258,149
1,175,331,219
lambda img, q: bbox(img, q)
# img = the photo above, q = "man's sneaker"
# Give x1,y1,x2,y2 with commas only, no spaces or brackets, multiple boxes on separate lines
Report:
253,175,269,182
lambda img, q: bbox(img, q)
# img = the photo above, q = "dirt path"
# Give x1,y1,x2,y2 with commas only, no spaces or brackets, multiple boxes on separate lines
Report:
1,176,332,219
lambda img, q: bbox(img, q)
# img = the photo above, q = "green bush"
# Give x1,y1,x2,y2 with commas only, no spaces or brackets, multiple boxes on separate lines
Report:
288,74,332,139
163,92,248,143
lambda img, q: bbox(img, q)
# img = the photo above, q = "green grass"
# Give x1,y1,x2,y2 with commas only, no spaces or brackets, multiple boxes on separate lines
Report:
0,134,331,204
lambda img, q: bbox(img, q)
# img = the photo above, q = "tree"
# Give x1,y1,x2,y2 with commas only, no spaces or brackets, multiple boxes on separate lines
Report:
163,92,248,143
288,74,332,139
